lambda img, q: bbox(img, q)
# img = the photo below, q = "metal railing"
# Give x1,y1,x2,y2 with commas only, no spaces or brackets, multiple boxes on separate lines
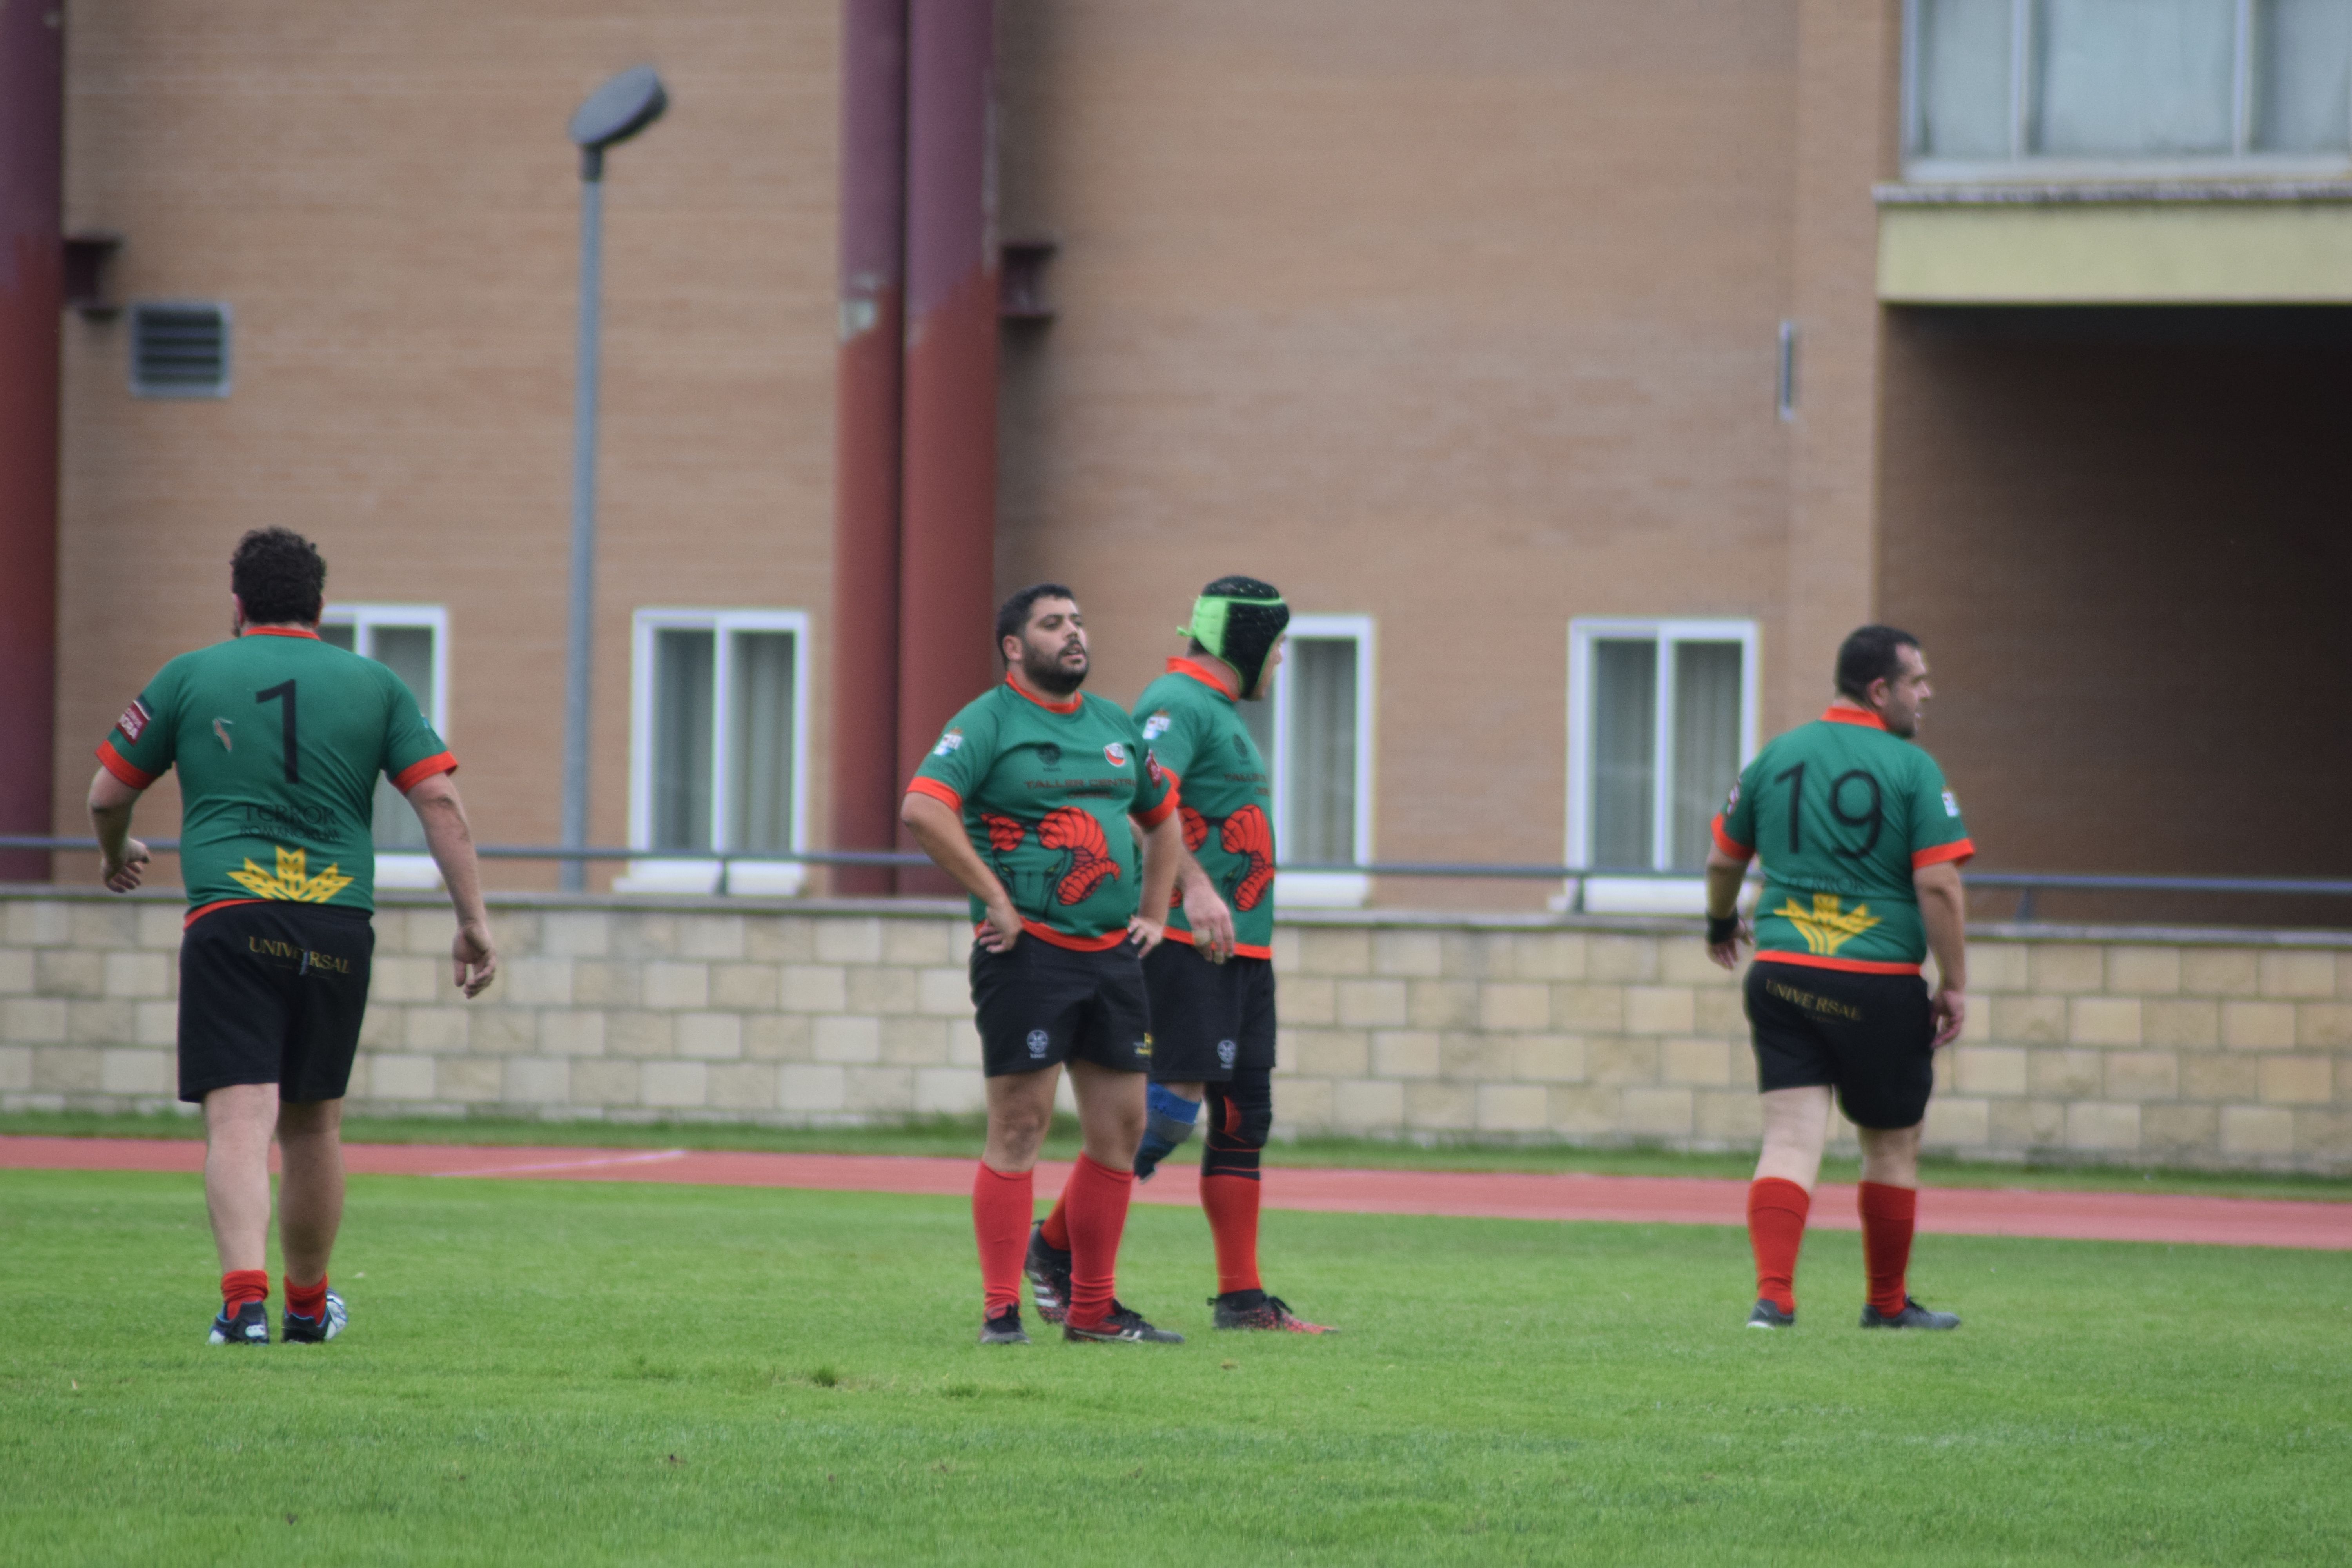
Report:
9,836,2352,919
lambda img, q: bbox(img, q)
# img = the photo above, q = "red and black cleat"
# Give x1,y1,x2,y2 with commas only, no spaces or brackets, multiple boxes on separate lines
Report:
1024,1220,1072,1326
1210,1291,1335,1333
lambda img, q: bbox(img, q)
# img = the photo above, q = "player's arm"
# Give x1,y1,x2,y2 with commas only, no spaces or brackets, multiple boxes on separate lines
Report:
1176,848,1235,964
1913,860,1967,1048
902,791,1021,953
1128,809,1184,958
1702,843,1751,971
405,771,498,999
87,768,151,894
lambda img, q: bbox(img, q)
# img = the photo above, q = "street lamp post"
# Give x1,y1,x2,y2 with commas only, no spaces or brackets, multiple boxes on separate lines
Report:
559,65,668,891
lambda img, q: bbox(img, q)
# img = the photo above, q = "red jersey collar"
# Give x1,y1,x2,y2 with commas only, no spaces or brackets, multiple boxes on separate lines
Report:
1820,704,1887,730
1004,673,1083,715
243,626,321,640
1166,656,1238,700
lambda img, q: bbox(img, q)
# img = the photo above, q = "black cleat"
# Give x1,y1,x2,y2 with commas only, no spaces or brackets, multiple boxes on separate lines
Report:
1746,1298,1795,1330
1211,1291,1335,1333
282,1291,347,1344
209,1300,270,1345
978,1306,1031,1345
1024,1221,1072,1326
1860,1296,1960,1330
1063,1300,1184,1344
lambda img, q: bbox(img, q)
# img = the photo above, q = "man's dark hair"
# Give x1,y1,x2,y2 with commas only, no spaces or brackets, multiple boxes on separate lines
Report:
995,582,1076,660
230,528,327,625
1835,624,1921,704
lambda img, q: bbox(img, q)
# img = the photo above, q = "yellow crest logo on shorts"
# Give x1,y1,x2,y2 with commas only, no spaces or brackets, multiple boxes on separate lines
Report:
1774,893,1880,957
229,846,354,904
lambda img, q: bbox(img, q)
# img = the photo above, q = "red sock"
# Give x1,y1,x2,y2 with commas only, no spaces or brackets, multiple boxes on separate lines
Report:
285,1274,329,1321
971,1163,1034,1316
1746,1178,1810,1314
1038,1191,1071,1252
1061,1153,1134,1330
1200,1174,1262,1296
221,1269,269,1312
1858,1181,1918,1317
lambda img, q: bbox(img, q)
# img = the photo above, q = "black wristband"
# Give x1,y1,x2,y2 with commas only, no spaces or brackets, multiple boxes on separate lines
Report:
1706,913,1740,946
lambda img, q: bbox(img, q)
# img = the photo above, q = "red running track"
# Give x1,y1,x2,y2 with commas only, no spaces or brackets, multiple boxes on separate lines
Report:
5,1135,2348,1251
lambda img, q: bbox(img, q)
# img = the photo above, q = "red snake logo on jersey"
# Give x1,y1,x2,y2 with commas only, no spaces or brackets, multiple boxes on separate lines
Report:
1221,805,1275,911
1039,806,1120,905
981,813,1026,853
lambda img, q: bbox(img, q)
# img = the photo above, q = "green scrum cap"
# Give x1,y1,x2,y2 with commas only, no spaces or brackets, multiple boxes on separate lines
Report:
1180,575,1289,697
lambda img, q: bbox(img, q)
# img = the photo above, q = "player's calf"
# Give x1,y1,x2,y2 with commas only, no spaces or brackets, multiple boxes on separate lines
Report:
1132,1081,1201,1181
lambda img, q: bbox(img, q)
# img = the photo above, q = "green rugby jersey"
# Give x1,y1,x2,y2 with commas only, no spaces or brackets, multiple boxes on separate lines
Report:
97,628,457,921
1134,657,1276,959
909,677,1177,949
1713,706,1974,974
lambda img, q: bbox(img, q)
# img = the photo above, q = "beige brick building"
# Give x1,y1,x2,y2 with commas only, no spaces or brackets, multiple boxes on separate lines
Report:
7,2,2349,928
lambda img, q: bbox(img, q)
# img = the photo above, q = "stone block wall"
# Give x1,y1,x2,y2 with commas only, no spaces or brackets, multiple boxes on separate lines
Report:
4,889,2348,1172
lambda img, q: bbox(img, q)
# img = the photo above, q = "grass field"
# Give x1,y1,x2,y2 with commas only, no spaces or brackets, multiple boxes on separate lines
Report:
9,1106,2350,1203
4,1168,2349,1565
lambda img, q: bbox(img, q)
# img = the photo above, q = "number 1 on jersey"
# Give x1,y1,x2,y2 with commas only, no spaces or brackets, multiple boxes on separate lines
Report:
256,680,299,784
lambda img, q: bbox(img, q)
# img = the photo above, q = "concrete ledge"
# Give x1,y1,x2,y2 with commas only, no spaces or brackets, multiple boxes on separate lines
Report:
4,887,2346,1172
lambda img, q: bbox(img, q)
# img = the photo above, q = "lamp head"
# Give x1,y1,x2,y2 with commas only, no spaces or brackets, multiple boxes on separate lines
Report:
569,65,668,176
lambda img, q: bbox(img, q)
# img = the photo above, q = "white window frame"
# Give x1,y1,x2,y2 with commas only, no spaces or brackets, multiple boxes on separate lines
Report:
622,608,812,896
1565,617,1759,915
1901,0,2352,183
1268,614,1377,909
319,603,450,890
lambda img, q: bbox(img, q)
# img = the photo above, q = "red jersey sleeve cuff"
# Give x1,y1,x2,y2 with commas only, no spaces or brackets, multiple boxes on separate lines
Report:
906,776,963,815
1132,791,1180,831
1710,813,1752,862
95,741,157,789
390,751,459,794
1912,838,1975,869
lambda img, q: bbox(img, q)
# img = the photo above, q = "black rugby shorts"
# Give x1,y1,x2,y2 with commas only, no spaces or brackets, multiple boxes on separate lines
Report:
1142,941,1275,1083
178,902,375,1104
1743,960,1936,1131
969,935,1152,1078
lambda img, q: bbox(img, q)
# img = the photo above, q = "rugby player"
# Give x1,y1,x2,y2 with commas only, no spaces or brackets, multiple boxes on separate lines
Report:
90,528,497,1346
901,584,1190,1345
1704,625,1971,1331
1025,577,1333,1333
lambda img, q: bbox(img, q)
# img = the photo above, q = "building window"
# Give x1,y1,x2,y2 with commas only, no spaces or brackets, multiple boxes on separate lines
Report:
1567,619,1759,913
624,609,809,895
319,605,449,889
1906,0,2352,171
129,301,232,397
1238,615,1375,908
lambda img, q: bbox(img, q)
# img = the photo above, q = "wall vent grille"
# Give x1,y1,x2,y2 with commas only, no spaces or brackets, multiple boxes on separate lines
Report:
130,302,232,397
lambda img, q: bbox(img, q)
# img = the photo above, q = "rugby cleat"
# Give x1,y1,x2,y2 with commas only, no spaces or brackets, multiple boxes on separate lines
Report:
1023,1221,1073,1325
978,1306,1031,1345
1859,1296,1960,1330
1211,1291,1335,1333
208,1301,270,1345
282,1291,347,1344
1746,1299,1796,1330
1063,1301,1184,1345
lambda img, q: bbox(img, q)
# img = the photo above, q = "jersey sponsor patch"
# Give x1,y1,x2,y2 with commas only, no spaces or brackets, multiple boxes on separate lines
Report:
1141,711,1172,741
1103,741,1128,766
115,698,152,744
933,728,964,757
1942,789,1960,818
